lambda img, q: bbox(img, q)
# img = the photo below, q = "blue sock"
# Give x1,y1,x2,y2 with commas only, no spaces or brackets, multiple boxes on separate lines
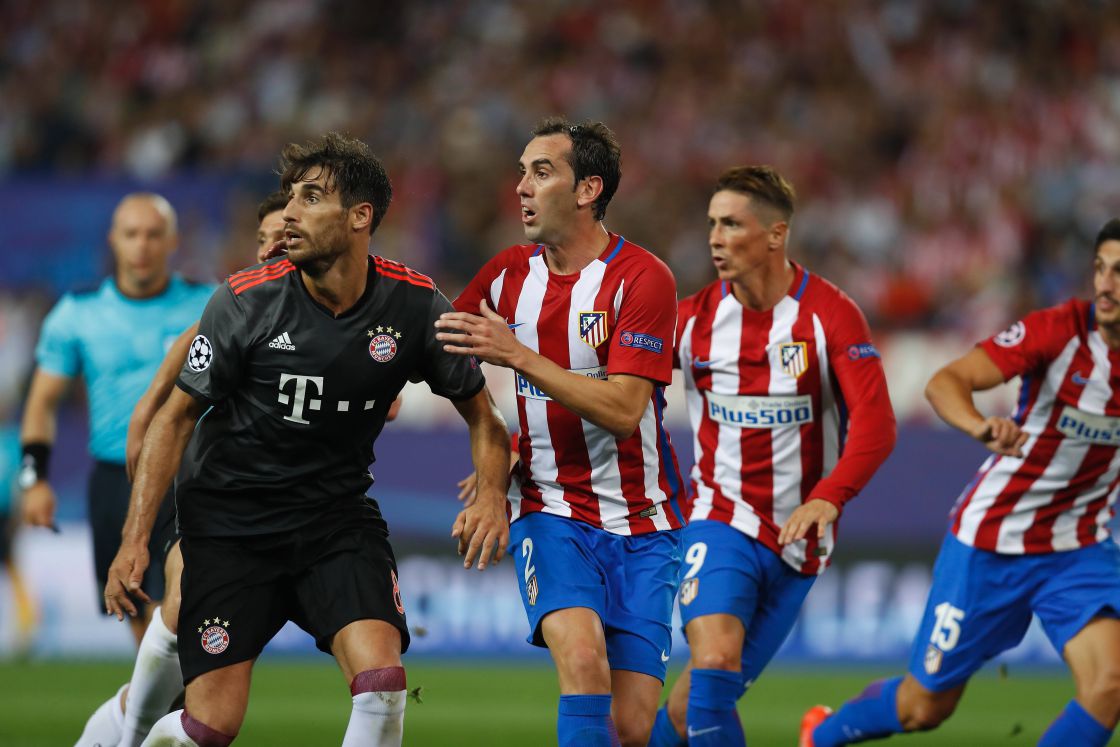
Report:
648,704,686,747
686,668,745,746
812,677,903,747
1039,700,1112,747
557,694,618,747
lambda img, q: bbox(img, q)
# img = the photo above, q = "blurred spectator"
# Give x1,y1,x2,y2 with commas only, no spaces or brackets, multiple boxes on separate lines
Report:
3,0,1120,330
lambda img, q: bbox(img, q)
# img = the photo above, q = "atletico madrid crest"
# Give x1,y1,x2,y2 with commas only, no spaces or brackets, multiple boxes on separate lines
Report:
579,311,608,349
526,574,539,606
679,578,698,606
779,342,808,378
924,644,943,674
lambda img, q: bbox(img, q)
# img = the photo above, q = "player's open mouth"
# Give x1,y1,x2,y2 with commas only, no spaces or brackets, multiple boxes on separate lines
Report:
521,207,536,224
285,230,304,247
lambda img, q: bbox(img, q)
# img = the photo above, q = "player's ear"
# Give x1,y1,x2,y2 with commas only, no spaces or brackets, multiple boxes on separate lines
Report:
576,175,603,213
351,202,374,233
768,221,788,250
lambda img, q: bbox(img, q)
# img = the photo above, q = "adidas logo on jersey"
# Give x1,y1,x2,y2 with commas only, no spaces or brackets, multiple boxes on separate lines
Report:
269,332,296,351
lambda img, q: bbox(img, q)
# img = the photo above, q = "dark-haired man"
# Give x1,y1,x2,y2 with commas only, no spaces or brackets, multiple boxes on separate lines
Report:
646,165,896,747
437,118,685,747
75,191,291,747
802,219,1120,747
106,134,511,747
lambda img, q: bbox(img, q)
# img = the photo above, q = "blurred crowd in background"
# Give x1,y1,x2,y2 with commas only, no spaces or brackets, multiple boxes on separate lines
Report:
3,0,1120,413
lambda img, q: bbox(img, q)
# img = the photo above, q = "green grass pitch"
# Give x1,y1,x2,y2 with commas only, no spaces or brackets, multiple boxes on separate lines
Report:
0,659,1109,745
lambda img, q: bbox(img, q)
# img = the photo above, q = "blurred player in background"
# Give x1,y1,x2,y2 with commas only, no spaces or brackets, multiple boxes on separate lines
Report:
0,418,36,653
106,133,510,747
802,218,1120,746
647,166,896,747
74,190,290,747
18,193,213,644
438,117,684,747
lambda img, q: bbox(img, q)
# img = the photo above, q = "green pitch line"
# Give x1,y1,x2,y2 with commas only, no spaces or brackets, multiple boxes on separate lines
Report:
0,659,1108,745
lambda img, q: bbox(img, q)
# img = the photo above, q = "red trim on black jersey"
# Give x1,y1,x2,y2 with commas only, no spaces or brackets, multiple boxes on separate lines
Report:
229,260,297,295
373,256,434,289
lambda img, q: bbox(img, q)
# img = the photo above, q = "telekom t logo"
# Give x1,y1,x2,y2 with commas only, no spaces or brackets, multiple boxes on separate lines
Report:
278,373,324,424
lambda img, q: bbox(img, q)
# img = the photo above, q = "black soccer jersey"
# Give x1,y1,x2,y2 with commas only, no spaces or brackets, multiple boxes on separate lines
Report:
175,255,484,537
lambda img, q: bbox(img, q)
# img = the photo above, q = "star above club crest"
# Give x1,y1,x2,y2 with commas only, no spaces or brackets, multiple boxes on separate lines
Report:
204,619,211,625
386,325,395,334
197,626,203,633
393,331,402,339
377,325,385,333
367,329,376,337
223,620,230,627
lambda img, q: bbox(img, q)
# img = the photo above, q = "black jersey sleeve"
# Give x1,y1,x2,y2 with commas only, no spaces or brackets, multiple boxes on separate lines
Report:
416,289,486,401
176,284,248,404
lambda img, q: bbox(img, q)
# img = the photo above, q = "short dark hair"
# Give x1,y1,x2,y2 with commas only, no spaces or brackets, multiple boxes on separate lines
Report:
279,132,393,233
256,190,289,223
531,117,621,221
714,165,796,223
1095,218,1120,251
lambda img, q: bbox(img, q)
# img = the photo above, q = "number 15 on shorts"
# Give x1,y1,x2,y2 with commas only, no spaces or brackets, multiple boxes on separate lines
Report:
925,602,964,675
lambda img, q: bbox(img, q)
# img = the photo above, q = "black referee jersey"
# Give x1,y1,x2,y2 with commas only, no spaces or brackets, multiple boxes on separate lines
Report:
174,254,485,538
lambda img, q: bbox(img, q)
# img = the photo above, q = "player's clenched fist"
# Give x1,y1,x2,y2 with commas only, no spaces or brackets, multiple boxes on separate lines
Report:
970,415,1027,458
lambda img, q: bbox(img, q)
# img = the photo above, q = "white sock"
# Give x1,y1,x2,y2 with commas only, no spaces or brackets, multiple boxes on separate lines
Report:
120,608,183,747
75,682,126,747
139,711,197,747
341,690,406,747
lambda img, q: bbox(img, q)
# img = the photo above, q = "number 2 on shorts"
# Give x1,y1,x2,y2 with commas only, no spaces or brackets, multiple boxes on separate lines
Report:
522,537,536,583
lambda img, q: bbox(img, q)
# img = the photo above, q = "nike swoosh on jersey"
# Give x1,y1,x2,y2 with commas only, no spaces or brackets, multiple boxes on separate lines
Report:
693,359,714,368
1071,371,1090,386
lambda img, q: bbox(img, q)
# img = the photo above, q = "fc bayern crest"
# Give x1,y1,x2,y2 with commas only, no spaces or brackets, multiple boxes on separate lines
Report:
369,334,398,363
779,342,808,378
201,624,230,655
391,569,405,615
187,335,213,372
578,311,608,349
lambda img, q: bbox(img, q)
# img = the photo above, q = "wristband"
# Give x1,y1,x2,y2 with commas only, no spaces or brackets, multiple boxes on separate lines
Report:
18,442,51,489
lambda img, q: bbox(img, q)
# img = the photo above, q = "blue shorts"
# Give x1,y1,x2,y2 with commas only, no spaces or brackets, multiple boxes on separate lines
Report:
678,520,815,690
910,533,1120,692
509,511,681,681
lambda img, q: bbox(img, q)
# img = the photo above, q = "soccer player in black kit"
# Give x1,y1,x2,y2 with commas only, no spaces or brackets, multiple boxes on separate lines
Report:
104,133,512,747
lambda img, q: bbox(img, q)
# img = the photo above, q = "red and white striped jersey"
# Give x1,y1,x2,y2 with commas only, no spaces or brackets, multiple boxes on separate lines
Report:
455,234,685,535
952,299,1120,554
677,264,895,574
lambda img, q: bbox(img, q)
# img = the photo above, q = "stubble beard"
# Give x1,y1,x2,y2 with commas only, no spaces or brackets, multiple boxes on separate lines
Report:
288,225,348,279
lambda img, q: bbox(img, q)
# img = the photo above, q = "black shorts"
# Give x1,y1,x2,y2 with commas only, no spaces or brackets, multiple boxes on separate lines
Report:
177,500,409,684
88,461,177,614
0,511,13,564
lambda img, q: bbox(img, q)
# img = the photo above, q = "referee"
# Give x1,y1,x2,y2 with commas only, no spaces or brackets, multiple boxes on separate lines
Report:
20,193,213,644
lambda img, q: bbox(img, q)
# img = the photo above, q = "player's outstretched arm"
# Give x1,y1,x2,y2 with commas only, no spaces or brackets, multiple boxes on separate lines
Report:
436,300,654,439
926,347,1026,457
18,369,71,528
126,322,199,480
106,386,202,620
450,386,511,571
